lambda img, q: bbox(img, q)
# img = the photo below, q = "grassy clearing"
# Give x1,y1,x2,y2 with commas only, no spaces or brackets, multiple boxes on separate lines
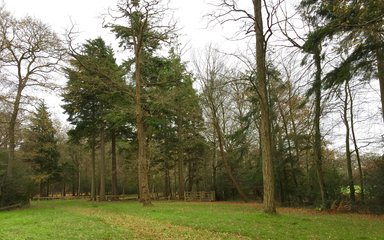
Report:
0,200,383,240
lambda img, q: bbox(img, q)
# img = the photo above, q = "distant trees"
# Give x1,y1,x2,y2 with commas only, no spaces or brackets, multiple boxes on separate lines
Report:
194,45,250,202
0,0,383,212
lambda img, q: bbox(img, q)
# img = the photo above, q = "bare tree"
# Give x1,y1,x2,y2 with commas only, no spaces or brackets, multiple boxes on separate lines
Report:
338,81,355,202
209,0,281,213
0,7,65,177
195,45,250,202
347,83,364,202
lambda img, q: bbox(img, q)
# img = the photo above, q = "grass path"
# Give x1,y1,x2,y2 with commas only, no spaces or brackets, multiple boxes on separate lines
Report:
1,200,383,239
70,206,250,239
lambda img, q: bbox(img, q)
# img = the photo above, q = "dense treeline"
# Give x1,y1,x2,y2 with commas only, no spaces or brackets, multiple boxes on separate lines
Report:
0,0,383,213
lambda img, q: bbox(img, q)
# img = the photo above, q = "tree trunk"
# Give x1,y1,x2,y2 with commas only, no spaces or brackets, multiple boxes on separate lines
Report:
177,121,185,200
134,44,151,206
178,155,185,200
253,0,276,213
187,161,194,191
91,136,96,201
164,158,171,199
99,128,106,201
212,131,218,197
347,83,364,202
63,182,66,197
377,48,384,121
313,47,327,208
277,99,299,189
7,85,24,178
213,115,249,202
77,163,81,196
342,82,355,202
72,171,76,196
111,130,118,196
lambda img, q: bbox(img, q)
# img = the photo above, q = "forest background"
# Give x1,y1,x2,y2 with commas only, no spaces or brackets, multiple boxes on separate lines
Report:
0,0,383,213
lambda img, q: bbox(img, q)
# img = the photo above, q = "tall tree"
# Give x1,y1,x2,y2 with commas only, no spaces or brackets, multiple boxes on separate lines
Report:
210,0,278,212
303,0,384,120
195,45,250,202
339,81,355,202
253,0,276,213
107,0,175,206
0,7,65,177
63,37,124,201
21,102,60,197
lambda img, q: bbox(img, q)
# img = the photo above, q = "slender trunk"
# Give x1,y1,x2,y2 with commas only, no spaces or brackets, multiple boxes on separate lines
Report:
164,158,171,198
72,171,76,196
288,85,302,181
377,48,384,121
134,44,151,206
7,85,24,178
46,180,50,197
213,115,249,202
63,182,66,197
187,161,194,191
177,120,185,200
77,153,81,196
212,131,217,196
277,99,298,188
111,130,118,196
313,47,327,208
99,128,106,201
347,83,364,201
178,156,185,200
343,82,355,202
40,181,43,197
91,136,96,201
254,0,275,213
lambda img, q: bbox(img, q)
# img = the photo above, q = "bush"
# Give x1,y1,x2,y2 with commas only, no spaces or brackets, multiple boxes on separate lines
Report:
0,162,36,208
365,157,384,205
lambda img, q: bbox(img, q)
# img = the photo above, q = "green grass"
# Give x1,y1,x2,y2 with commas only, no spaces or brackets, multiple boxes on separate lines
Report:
0,200,383,239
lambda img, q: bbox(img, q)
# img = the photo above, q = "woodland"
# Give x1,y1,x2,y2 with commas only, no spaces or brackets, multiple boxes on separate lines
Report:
0,0,384,216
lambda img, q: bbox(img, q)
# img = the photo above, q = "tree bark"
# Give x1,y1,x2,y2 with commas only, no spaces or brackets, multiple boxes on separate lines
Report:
342,82,355,202
276,98,299,189
99,128,106,201
347,83,364,201
212,130,218,197
134,42,151,206
313,47,327,208
377,48,384,121
164,157,171,199
178,156,185,200
177,120,185,200
253,0,276,213
213,116,249,202
91,136,96,201
7,84,24,178
111,130,118,196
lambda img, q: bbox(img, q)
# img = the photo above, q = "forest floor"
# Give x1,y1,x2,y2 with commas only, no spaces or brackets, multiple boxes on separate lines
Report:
0,200,383,239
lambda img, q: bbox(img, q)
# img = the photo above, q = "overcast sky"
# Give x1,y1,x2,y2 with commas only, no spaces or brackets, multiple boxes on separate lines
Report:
3,0,238,53
2,0,239,122
2,0,383,153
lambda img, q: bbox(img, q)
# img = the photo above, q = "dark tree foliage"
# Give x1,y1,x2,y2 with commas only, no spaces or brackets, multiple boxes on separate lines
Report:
301,0,384,118
20,102,60,197
62,37,129,200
